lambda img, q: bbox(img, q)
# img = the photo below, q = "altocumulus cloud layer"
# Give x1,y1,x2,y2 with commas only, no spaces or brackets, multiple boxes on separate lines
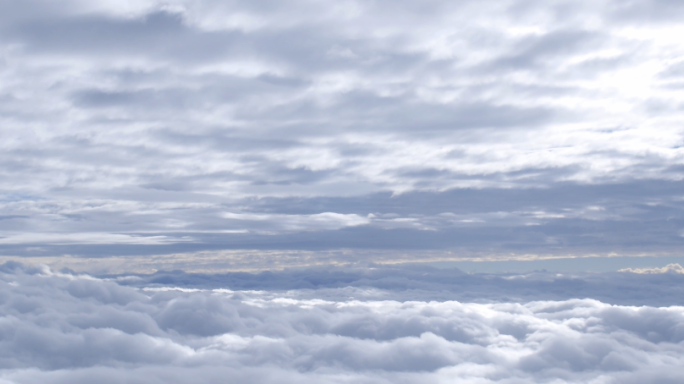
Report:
1,0,684,265
2,263,684,384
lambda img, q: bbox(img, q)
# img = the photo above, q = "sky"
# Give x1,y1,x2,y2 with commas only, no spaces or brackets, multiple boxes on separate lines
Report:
3,1,684,383
2,0,684,272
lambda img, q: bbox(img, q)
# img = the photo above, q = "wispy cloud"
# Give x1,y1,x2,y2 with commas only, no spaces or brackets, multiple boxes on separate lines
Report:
1,0,683,258
619,263,684,274
0,232,193,245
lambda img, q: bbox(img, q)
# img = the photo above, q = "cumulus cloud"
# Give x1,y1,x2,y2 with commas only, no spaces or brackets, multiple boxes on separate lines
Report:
1,263,684,383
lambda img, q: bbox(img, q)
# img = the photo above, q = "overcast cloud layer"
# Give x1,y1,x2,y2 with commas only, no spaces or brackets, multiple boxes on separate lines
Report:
5,3,684,382
2,0,684,263
0,263,683,384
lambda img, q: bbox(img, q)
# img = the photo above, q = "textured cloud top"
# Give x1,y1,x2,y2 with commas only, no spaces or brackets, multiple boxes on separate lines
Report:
1,263,684,383
2,0,684,263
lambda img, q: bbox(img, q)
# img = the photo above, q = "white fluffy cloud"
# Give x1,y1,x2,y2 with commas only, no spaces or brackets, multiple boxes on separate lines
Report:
1,263,684,383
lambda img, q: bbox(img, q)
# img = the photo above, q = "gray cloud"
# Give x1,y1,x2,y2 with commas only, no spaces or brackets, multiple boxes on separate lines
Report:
1,0,684,259
4,2,684,382
1,180,683,261
2,263,684,383
110,262,684,306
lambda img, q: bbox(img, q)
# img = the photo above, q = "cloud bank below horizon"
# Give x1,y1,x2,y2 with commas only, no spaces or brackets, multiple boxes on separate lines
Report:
1,263,684,383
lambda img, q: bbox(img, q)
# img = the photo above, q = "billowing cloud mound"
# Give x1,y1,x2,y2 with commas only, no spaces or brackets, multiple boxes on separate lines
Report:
1,263,684,383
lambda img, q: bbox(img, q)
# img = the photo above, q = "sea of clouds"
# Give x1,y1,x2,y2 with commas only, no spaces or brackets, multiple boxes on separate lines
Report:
2,262,684,383
2,1,684,381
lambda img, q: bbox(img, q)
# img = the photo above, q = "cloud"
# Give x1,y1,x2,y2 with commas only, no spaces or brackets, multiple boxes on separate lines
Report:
220,212,370,232
0,232,193,245
112,262,684,307
1,263,684,383
1,0,684,258
3,1,684,381
2,180,684,259
619,263,684,274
